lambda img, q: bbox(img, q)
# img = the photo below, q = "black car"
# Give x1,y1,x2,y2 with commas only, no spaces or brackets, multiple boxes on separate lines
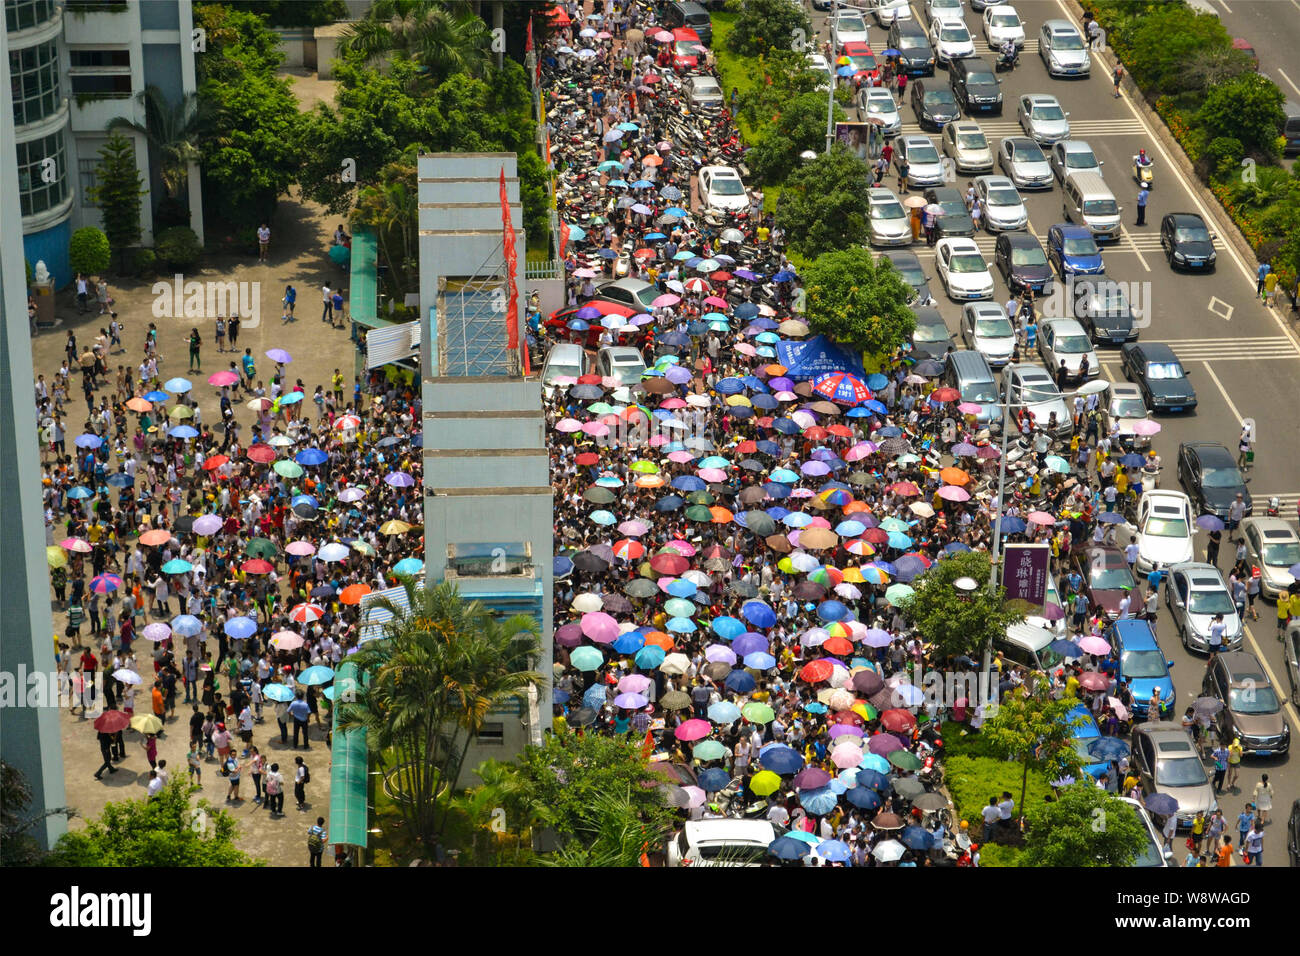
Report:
910,80,961,131
1177,442,1252,519
880,249,935,305
888,19,936,76
948,56,1003,114
1160,212,1217,272
1288,797,1299,867
922,187,976,238
910,305,955,355
994,231,1053,295
1120,342,1197,413
1071,278,1138,345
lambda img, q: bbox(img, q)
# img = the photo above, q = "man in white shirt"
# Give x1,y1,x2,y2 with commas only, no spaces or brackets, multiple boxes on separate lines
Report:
146,770,164,799
767,800,790,827
1124,536,1140,566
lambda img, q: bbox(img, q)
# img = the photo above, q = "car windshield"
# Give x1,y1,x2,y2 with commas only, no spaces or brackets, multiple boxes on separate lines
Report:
694,842,771,864
987,187,1021,206
872,201,907,220
839,16,866,30
868,95,896,112
967,70,997,85
1144,362,1184,381
962,384,998,404
1053,32,1085,50
1110,397,1146,418
899,36,927,50
924,91,955,106
1188,590,1234,615
992,13,1019,27
1010,246,1047,266
1091,567,1133,590
1201,466,1244,489
895,263,926,284
915,324,948,343
1088,290,1129,315
951,253,987,273
676,40,703,54
957,131,987,150
1121,649,1167,679
1261,541,1300,566
1144,517,1188,538
1082,200,1118,216
940,25,970,41
938,200,967,217
850,54,877,70
1068,149,1098,167
1174,226,1211,243
1154,756,1205,788
908,144,940,164
1033,104,1065,120
545,363,582,382
634,288,659,309
1062,238,1098,256
975,317,1013,337
693,80,721,94
1054,333,1092,354
1013,143,1046,162
1227,685,1279,714
710,178,745,195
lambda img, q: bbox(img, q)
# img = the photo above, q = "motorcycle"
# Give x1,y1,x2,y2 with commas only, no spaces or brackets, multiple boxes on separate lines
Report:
918,754,944,790
1266,496,1280,517
995,47,1019,72
614,249,631,279
1133,155,1154,189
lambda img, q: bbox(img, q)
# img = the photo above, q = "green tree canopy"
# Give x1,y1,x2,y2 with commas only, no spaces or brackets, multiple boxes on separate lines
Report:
797,242,916,354
1107,5,1232,95
221,0,347,26
747,90,844,186
1197,71,1286,159
69,227,110,277
894,551,1025,663
45,780,262,866
339,0,492,85
1022,784,1150,867
87,133,145,272
727,0,812,59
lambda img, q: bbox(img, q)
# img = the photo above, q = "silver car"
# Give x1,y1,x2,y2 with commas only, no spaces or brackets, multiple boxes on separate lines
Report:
1166,562,1244,654
1051,140,1104,183
1131,723,1217,828
1241,517,1300,599
1039,19,1091,77
860,87,902,137
1037,318,1100,382
1002,363,1073,437
684,74,724,111
868,187,913,247
974,175,1027,232
894,134,945,188
942,121,994,173
961,302,1016,367
1018,94,1071,145
998,136,1054,189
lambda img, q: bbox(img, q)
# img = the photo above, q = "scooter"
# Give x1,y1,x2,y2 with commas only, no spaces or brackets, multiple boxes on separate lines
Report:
1266,496,1280,517
995,47,1019,72
1133,155,1154,189
614,249,631,279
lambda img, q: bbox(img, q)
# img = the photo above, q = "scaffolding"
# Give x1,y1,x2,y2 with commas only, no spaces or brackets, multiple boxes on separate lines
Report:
435,240,520,378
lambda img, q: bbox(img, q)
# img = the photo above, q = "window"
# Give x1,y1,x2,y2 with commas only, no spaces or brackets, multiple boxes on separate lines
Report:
5,0,55,33
79,157,99,208
69,50,130,68
16,131,70,217
476,722,504,745
9,40,60,127
69,48,133,99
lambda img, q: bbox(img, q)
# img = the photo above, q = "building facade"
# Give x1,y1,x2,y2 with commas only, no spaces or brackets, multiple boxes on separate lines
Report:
5,0,201,287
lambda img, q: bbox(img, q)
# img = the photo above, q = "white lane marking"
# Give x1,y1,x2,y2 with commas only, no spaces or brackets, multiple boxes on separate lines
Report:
1050,0,1300,359
1277,68,1300,97
1120,228,1151,272
1240,623,1300,727
1207,297,1234,321
1215,0,1232,12
1200,361,1244,425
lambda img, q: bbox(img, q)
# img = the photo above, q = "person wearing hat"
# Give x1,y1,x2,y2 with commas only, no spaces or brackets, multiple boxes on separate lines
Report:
1135,182,1149,226
1226,735,1243,789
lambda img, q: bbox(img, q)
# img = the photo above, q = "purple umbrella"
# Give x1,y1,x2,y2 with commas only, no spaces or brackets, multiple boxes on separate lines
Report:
1196,514,1225,531
733,633,769,656
792,767,832,789
575,306,602,320
734,269,761,282
615,692,649,709
800,460,832,476
384,471,415,487
142,622,172,642
265,348,292,364
862,628,893,648
192,514,223,536
868,734,905,756
556,623,583,647
829,723,866,739
769,376,794,392
664,365,693,385
950,442,979,457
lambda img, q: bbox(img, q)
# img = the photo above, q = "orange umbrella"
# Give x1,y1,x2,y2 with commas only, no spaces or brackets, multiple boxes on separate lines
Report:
799,659,835,683
340,583,372,605
939,466,970,485
797,527,839,550
762,364,788,377
843,501,872,515
125,397,152,412
139,529,171,546
643,631,675,651
709,506,734,523
635,474,667,488
822,636,854,657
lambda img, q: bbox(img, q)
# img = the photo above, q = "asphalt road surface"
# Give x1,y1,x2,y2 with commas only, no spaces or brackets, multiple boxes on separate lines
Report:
803,0,1297,863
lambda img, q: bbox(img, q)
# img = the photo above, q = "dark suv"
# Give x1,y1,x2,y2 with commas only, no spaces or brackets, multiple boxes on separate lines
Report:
888,19,936,76
948,56,1003,114
664,1,712,46
1070,278,1138,345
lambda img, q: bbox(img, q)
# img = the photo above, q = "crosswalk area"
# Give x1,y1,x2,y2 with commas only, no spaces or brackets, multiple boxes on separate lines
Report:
1258,493,1300,514
1094,337,1300,364
897,118,1146,140
972,39,1041,56
904,231,1161,258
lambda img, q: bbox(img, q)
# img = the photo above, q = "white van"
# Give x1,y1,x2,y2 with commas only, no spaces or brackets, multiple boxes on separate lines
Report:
666,819,780,867
1063,171,1122,240
995,621,1066,671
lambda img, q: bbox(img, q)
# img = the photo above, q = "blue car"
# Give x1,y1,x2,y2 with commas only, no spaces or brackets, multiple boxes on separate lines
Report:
1047,223,1104,277
1107,619,1176,719
1066,703,1111,778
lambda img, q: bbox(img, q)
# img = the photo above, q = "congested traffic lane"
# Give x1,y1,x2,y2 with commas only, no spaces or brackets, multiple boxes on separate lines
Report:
803,0,1297,847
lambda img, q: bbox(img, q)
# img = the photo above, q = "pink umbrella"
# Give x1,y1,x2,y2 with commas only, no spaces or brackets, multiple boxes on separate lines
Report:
208,371,239,387
651,294,680,307
663,539,696,556
270,631,304,650
581,421,610,436
937,485,971,502
831,744,865,769
957,402,982,414
619,674,652,694
555,418,583,432
618,519,651,536
1078,635,1112,655
1027,510,1056,525
286,540,316,556
142,622,171,642
682,785,707,809
1107,697,1131,721
704,296,729,308
192,514,223,536
60,537,92,553
667,450,694,463
976,445,1001,459
735,343,757,356
1131,419,1161,436
845,442,877,461
868,733,905,755
581,611,619,643
697,467,727,483
674,718,712,741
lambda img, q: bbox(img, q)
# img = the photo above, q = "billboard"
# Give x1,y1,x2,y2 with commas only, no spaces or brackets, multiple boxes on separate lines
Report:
835,121,877,162
1002,543,1050,614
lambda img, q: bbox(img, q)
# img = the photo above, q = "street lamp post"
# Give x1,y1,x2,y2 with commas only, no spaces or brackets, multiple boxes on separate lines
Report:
825,0,838,155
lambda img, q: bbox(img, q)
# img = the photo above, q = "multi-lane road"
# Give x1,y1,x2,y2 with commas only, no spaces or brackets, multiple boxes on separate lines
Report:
803,0,1297,862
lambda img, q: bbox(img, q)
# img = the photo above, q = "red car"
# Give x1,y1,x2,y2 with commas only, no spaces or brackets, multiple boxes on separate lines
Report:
546,302,639,348
839,41,880,88
672,27,706,71
1069,546,1138,621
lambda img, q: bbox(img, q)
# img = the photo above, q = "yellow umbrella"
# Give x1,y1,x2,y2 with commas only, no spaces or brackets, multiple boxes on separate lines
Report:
841,566,866,583
130,714,163,734
724,394,752,407
379,520,412,535
169,405,194,420
47,546,68,568
750,770,782,797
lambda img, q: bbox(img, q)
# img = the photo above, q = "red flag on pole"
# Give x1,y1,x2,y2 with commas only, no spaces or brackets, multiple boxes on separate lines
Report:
499,167,519,352
526,17,534,53
559,219,570,260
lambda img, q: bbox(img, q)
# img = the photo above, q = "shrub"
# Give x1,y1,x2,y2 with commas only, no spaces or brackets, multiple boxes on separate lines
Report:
154,226,202,270
726,0,811,59
130,248,157,279
69,227,110,277
153,195,191,232
943,754,1053,829
1197,72,1286,159
1200,136,1244,182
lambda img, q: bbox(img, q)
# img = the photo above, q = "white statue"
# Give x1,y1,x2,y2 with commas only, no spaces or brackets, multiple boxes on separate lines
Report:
34,260,49,283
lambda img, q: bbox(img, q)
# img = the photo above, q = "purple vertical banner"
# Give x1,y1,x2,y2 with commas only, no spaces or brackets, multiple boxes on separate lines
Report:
1001,543,1050,613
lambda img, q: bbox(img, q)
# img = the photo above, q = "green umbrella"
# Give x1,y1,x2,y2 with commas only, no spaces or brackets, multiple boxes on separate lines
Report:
879,518,910,532
274,460,304,478
624,579,658,598
742,701,775,724
884,583,915,606
660,690,692,710
847,471,877,487
588,402,616,414
888,750,923,771
664,598,697,618
693,740,728,761
1043,455,1071,474
584,486,616,504
629,460,660,474
685,504,713,522
686,491,715,505
245,537,277,560
570,646,604,671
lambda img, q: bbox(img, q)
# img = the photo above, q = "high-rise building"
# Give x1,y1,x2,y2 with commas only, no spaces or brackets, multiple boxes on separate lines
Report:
5,0,202,287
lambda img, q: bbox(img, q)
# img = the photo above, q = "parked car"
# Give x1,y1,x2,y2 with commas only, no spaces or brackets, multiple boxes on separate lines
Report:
1106,618,1176,718
1120,341,1197,413
670,27,705,71
832,9,871,46
910,305,955,353
1037,318,1100,382
542,343,587,395
1100,382,1149,447
982,4,1025,48
1001,362,1072,437
1133,490,1195,574
546,302,637,348
1176,441,1251,519
961,302,1016,366
998,136,1054,189
1130,722,1217,828
1117,795,1174,866
910,79,961,130
594,346,647,387
893,134,945,188
993,230,1052,295
1287,622,1300,709
1239,517,1300,599
863,0,913,26
974,174,1027,231
1050,140,1104,183
1166,561,1244,653
942,121,994,173
1067,703,1110,779
935,237,995,301
840,41,881,87
666,819,782,867
595,278,661,312
1046,223,1104,277
924,0,966,25
948,57,1003,114
1202,651,1290,755
683,74,724,110
888,19,937,76
1159,212,1218,272
923,186,976,237
859,87,902,136
928,17,975,64
1075,546,1139,621
868,187,914,248
698,165,749,212
1018,94,1071,144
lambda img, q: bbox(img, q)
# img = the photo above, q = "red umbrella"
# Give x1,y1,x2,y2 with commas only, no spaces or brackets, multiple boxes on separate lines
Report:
650,552,689,575
831,709,866,727
1078,671,1110,691
577,374,603,385
889,481,921,496
93,710,130,733
734,440,757,454
633,247,657,260
202,454,230,471
675,718,712,741
139,529,171,546
930,387,960,403
241,559,273,574
827,424,854,438
862,528,890,544
799,659,835,683
340,583,372,605
804,426,829,441
880,708,918,733
247,444,277,463
822,636,854,657
575,452,600,466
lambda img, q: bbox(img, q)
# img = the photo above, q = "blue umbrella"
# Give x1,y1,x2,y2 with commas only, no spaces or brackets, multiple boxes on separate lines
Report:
553,555,574,578
866,373,889,391
845,786,882,810
671,475,706,492
798,787,839,816
665,617,697,633
744,652,777,670
106,473,134,488
699,768,731,792
900,825,935,850
583,683,608,709
1088,737,1131,760
143,390,169,403
769,836,811,860
296,448,328,466
297,665,335,686
291,494,319,509
394,557,424,575
67,486,93,500
711,616,746,640
161,559,192,574
1144,793,1180,816
817,839,852,862
263,683,296,702
1098,511,1126,524
164,377,193,394
612,631,646,655
553,688,571,705
855,769,891,792
168,425,199,439
817,600,848,622
716,377,747,394
724,669,756,693
224,616,257,639
1049,639,1083,658
995,516,1027,535
758,744,803,774
635,645,666,669
943,541,972,554
741,600,776,628
708,701,742,723
1119,453,1146,468
74,433,103,449
279,391,306,406
665,579,697,598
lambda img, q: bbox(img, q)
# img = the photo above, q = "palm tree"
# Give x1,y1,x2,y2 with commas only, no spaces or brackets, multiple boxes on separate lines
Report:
107,85,208,200
339,0,492,84
540,789,673,868
351,156,419,301
338,580,542,856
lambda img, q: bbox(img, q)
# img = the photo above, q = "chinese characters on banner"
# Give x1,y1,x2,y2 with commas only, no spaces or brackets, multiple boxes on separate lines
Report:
498,167,519,352
1001,543,1050,614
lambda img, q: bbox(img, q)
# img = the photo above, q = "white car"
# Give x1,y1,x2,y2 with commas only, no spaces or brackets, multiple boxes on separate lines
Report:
982,5,1025,48
974,174,1028,231
935,238,995,300
594,346,646,386
698,165,749,212
1134,490,1195,574
864,0,913,26
1039,19,1091,77
868,187,913,246
961,301,1016,366
666,819,781,867
1018,94,1071,145
942,121,993,173
928,18,975,64
1037,318,1100,381
893,134,945,187
806,52,832,92
833,11,871,47
925,0,967,26
859,87,902,137
1051,140,1105,183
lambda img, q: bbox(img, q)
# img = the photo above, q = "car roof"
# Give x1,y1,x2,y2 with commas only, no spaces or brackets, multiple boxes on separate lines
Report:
1004,136,1043,150
927,186,963,201
1166,212,1206,227
1042,317,1087,335
1109,617,1160,649
1170,561,1224,581
701,165,739,176
949,120,982,132
1241,516,1297,538
901,134,934,147
604,277,654,291
842,41,873,52
1053,223,1092,238
1182,441,1233,464
1043,18,1079,32
882,247,922,264
601,346,643,358
938,237,980,252
1144,489,1189,507
1134,341,1180,361
683,819,777,845
869,186,900,200
1107,381,1142,397
965,301,1005,316
546,343,585,360
1059,139,1093,151
1000,231,1040,247
1217,651,1268,683
1011,364,1051,381
1026,94,1059,106
977,175,1016,188
988,4,1018,12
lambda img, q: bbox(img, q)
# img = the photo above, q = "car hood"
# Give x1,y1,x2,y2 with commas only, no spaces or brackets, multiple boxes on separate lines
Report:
1184,610,1242,639
1139,535,1193,565
966,80,1001,100
938,213,975,233
1146,376,1195,402
1092,589,1126,615
1233,711,1287,740
1010,261,1053,282
1201,485,1248,516
1032,119,1070,138
1173,240,1215,260
1015,159,1053,177
1260,564,1296,591
1127,675,1175,706
1063,251,1104,272
1086,310,1133,333
957,145,994,163
908,159,944,174
1056,350,1096,372
1048,48,1090,65
949,270,993,289
975,333,1015,353
1166,781,1216,818
874,218,911,235
926,103,962,120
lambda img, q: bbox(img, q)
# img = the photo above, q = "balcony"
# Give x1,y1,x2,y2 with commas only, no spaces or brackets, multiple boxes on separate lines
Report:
69,91,137,134
63,2,134,47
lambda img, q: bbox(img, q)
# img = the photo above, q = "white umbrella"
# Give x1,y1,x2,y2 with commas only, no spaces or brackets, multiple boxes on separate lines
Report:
660,652,692,675
112,669,142,685
873,839,907,862
317,542,351,562
571,592,604,613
